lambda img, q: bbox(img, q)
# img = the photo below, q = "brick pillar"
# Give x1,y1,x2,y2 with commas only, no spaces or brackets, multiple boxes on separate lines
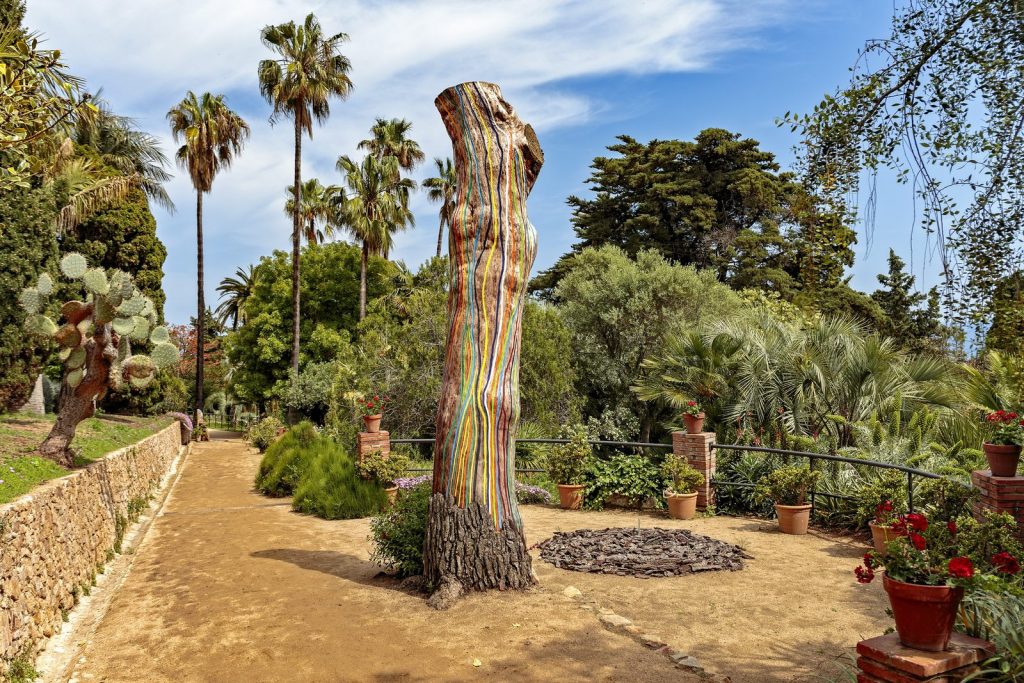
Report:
971,470,1024,542
672,431,715,510
356,430,390,464
856,633,994,682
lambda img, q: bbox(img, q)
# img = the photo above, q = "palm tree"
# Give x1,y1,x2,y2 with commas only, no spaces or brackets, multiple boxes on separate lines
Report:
258,13,352,376
283,178,339,244
335,154,414,320
216,264,258,330
357,118,422,258
167,91,250,420
47,97,175,234
423,156,456,257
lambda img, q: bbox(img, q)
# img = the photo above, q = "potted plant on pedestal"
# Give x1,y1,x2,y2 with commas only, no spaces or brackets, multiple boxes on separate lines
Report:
357,393,389,433
548,425,591,510
661,455,704,520
983,410,1023,477
854,511,1022,651
754,465,821,535
682,400,705,434
869,500,906,555
357,449,411,505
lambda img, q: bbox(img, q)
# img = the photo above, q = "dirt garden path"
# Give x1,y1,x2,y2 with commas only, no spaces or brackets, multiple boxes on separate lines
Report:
56,433,889,683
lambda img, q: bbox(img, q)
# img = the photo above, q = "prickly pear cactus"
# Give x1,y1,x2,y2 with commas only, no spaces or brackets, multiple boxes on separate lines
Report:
20,253,180,465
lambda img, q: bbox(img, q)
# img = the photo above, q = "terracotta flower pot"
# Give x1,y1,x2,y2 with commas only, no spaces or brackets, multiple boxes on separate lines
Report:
774,503,812,535
869,521,903,555
882,575,964,652
666,492,698,520
683,412,706,434
983,442,1021,477
385,486,399,506
557,484,584,510
362,414,382,433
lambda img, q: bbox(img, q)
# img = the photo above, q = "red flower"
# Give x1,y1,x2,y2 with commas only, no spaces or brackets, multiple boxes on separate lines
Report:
992,552,1021,575
909,532,927,550
687,400,697,407
947,520,958,535
948,556,974,579
863,553,875,570
905,513,928,532
855,565,875,584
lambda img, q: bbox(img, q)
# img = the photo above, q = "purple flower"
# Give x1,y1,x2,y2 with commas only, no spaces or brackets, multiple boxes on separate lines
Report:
394,474,432,490
515,481,552,504
167,412,193,432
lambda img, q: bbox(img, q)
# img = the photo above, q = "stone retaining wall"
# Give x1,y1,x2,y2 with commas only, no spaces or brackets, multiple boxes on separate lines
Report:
0,421,184,663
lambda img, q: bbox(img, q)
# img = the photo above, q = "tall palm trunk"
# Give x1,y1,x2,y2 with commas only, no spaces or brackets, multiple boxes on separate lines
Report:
436,220,444,257
196,190,205,423
291,117,302,374
359,240,368,321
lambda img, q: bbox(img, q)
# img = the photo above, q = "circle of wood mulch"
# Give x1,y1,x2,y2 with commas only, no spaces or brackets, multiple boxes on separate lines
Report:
537,527,751,578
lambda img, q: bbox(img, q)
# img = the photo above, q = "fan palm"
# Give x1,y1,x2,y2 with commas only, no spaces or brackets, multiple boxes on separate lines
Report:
258,12,352,375
168,90,250,419
335,154,414,320
216,265,258,330
284,178,339,244
357,117,421,258
423,156,456,257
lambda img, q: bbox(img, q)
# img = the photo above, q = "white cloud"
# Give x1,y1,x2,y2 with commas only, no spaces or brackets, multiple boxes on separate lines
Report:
26,0,793,323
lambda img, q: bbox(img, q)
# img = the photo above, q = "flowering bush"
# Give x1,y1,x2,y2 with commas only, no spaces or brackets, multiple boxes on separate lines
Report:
682,400,702,417
394,474,432,490
874,500,902,527
985,410,1024,446
356,393,389,417
515,481,553,504
855,510,1023,588
167,411,193,432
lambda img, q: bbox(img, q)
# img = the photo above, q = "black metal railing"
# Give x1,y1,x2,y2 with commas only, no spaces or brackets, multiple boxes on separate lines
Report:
391,436,955,513
709,443,943,513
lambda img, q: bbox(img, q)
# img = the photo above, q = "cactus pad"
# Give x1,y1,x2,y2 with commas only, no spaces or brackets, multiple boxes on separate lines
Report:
60,300,90,325
124,355,156,377
60,253,88,279
54,324,83,349
36,272,54,295
18,287,41,314
151,342,179,369
25,314,57,337
129,374,154,389
149,326,170,344
118,295,145,316
94,296,115,324
129,316,150,340
67,347,87,369
67,367,84,389
82,268,110,295
112,317,135,335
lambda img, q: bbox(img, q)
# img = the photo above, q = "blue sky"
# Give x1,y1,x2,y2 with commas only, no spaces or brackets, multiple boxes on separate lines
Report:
25,0,944,325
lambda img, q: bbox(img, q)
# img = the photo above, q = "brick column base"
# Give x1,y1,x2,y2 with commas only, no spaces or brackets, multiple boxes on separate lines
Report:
671,431,715,510
971,470,1024,542
856,633,994,682
356,430,390,464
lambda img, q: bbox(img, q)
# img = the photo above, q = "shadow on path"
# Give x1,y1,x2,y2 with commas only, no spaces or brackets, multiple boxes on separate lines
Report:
250,548,409,594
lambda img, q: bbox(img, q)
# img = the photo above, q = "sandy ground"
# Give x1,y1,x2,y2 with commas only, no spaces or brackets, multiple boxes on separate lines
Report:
61,433,888,683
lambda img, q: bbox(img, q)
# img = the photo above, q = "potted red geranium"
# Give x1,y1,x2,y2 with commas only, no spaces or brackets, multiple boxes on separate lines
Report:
983,410,1023,477
357,394,389,433
869,500,905,555
854,511,1022,651
682,400,705,434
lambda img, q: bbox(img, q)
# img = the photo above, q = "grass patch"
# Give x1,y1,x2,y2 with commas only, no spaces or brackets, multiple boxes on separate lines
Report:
292,440,388,520
255,422,319,496
0,413,171,504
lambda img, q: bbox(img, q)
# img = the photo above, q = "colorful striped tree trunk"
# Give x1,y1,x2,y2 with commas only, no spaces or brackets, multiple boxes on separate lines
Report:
423,81,543,607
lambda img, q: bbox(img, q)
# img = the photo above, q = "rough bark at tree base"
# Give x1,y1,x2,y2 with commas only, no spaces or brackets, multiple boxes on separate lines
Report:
422,493,535,609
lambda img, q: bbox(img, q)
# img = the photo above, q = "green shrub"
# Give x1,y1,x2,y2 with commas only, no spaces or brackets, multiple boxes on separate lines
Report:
255,422,318,496
547,424,591,485
917,477,977,523
661,455,704,494
247,416,284,452
583,452,664,510
292,439,388,520
369,483,431,577
713,451,778,516
853,470,907,528
959,586,1024,681
356,449,411,486
753,465,820,506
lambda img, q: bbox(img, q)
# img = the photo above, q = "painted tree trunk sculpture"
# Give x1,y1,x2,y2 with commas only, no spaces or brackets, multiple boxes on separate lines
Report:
424,82,543,608
20,253,179,466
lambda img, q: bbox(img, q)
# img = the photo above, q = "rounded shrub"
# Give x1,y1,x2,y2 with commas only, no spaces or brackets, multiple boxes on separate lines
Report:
369,483,431,576
246,415,284,453
255,421,317,496
292,440,388,520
